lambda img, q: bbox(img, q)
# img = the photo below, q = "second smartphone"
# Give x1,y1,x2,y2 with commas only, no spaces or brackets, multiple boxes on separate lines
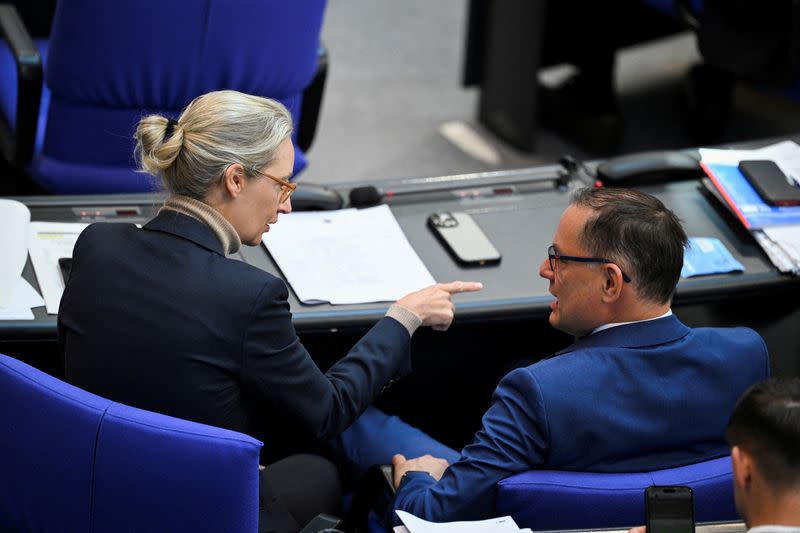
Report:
645,485,694,533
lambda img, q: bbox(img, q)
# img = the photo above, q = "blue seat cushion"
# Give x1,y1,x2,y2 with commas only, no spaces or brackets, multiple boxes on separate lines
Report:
495,456,736,530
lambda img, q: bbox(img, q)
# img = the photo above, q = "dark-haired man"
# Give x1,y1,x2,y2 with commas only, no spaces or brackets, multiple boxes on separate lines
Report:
346,187,770,524
727,378,800,531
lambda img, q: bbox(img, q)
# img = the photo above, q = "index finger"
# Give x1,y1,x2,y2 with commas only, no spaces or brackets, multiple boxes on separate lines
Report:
439,281,483,294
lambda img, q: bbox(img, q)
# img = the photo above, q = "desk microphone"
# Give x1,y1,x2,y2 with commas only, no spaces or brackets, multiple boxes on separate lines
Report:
349,185,393,208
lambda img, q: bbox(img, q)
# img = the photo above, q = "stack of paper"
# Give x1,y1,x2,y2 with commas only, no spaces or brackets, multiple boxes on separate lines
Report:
394,510,532,533
699,141,800,275
263,205,435,304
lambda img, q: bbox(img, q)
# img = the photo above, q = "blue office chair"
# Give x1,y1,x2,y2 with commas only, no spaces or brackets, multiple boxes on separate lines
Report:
366,457,736,532
495,457,737,530
0,352,263,532
0,0,327,194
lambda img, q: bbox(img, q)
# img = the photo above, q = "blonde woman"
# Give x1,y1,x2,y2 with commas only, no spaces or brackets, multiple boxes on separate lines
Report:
59,90,481,532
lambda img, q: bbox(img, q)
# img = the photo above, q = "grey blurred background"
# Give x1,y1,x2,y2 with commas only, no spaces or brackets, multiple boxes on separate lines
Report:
302,0,800,186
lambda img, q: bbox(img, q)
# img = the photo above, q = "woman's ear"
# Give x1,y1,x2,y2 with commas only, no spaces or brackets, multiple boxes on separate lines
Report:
223,164,247,198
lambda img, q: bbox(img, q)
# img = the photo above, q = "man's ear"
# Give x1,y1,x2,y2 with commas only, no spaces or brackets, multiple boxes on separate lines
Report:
600,263,625,303
223,164,247,198
731,446,752,492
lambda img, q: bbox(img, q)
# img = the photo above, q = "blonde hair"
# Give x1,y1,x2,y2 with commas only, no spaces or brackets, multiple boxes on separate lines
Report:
134,90,294,199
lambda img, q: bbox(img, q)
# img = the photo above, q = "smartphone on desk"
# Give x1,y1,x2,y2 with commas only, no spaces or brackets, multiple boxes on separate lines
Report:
739,159,800,206
645,486,694,533
427,211,501,266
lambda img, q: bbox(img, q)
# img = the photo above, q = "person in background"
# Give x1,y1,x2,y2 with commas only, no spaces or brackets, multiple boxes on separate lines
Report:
58,90,482,533
727,378,800,532
630,378,800,533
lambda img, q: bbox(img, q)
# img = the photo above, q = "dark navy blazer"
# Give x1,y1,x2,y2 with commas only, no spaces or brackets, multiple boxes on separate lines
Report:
59,211,412,462
393,315,769,522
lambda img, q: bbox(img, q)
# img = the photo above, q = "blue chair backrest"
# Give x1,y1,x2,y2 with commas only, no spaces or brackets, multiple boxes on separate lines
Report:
0,353,263,532
495,457,737,530
26,0,326,193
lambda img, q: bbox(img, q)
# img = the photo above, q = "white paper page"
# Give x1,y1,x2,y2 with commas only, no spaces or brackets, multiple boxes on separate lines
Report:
0,199,30,307
28,222,90,314
699,141,800,186
750,140,800,186
395,510,521,533
763,224,800,267
0,277,44,320
263,205,435,304
753,230,798,274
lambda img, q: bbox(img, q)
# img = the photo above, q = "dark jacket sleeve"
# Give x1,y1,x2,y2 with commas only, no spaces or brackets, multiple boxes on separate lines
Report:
241,276,412,440
392,367,550,523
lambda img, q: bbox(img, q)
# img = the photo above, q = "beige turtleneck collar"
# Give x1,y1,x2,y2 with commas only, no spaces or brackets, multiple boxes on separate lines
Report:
159,195,242,256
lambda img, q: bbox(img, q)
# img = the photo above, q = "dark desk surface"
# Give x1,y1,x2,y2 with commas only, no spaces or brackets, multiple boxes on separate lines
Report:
2,160,796,341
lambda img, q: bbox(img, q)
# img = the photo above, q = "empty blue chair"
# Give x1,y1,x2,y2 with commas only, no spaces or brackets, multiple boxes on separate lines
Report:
0,0,327,193
495,457,737,530
0,352,263,532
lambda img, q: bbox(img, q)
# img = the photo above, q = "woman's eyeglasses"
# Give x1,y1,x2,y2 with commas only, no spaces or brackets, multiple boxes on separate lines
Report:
259,172,296,204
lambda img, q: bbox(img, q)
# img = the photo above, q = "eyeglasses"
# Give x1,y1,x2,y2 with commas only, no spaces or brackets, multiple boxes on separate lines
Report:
547,245,632,283
259,172,297,204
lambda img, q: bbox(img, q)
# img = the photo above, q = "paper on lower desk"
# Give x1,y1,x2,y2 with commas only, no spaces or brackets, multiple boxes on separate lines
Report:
263,205,435,304
753,231,798,274
763,224,800,272
395,510,522,533
699,140,800,186
0,277,45,320
28,222,89,314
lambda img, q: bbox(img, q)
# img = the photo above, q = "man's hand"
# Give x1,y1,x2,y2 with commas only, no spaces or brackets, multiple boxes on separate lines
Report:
629,526,645,533
396,281,483,331
391,453,450,490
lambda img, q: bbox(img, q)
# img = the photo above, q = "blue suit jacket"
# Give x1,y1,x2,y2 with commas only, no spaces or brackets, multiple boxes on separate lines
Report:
393,316,769,522
59,211,412,462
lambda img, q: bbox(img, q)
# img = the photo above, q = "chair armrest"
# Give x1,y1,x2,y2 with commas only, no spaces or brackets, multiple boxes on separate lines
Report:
0,3,42,166
297,44,328,152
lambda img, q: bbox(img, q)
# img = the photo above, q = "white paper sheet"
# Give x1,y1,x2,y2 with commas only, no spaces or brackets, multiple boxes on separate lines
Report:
762,224,800,274
0,277,45,320
0,199,31,307
262,205,435,304
699,140,800,186
395,510,522,533
28,222,90,314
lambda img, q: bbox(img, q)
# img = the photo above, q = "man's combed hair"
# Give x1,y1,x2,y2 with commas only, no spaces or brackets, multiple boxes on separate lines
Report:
726,378,800,489
570,187,688,304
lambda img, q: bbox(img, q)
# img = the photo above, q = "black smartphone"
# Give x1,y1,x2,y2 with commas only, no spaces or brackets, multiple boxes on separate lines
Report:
427,212,501,266
739,159,800,206
645,486,694,533
58,257,73,287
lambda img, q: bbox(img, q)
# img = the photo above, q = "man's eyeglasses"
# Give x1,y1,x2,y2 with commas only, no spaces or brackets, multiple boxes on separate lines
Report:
547,245,632,283
260,172,296,204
